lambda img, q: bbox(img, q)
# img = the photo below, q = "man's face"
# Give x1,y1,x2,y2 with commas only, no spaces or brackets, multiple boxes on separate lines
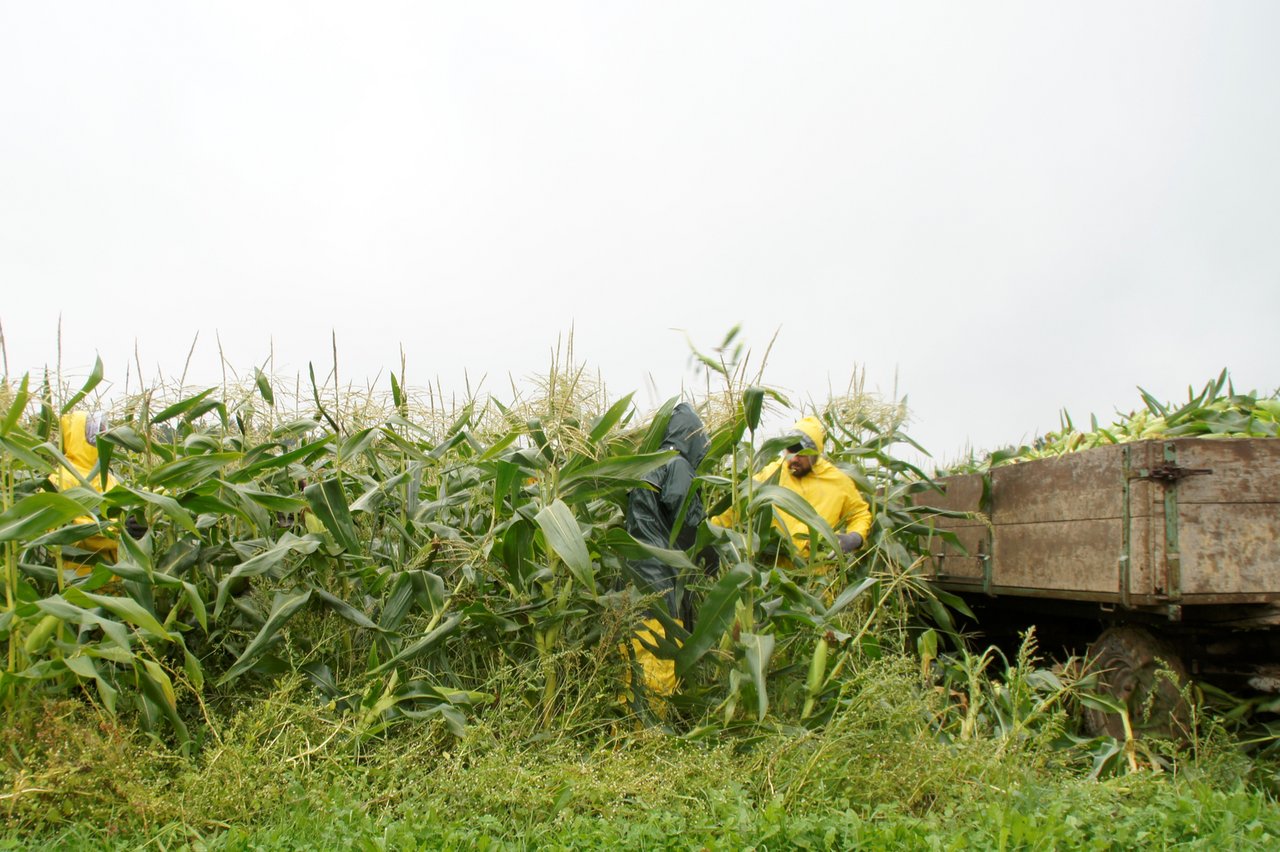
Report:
785,445,815,478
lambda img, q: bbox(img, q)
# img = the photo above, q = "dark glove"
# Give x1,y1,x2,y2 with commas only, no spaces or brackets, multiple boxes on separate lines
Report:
125,515,149,540
837,532,864,553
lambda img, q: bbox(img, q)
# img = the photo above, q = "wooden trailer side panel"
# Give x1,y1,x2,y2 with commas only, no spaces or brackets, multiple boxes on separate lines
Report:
1161,439,1280,601
919,438,1280,605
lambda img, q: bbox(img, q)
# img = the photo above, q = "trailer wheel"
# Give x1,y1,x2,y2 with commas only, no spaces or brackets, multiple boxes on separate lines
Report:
1083,626,1191,739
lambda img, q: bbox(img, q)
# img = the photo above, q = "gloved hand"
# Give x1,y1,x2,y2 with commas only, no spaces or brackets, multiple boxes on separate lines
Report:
837,532,864,553
124,515,149,540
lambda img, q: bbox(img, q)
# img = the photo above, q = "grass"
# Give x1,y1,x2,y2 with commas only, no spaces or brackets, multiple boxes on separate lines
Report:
3,655,1278,849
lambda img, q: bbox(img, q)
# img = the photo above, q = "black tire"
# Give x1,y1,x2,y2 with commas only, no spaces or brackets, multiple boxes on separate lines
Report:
1083,626,1191,739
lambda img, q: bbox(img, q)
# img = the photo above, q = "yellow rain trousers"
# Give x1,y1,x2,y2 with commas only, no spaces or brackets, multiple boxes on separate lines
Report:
620,618,681,716
51,412,119,572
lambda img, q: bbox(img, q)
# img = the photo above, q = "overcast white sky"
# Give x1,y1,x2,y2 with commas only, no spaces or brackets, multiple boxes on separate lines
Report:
2,2,1277,461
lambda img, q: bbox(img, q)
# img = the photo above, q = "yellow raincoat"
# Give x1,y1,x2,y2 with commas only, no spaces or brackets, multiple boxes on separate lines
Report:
713,416,871,559
51,412,119,566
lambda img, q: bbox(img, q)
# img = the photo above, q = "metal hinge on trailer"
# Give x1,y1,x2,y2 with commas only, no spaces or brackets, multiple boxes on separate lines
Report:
1122,442,1213,606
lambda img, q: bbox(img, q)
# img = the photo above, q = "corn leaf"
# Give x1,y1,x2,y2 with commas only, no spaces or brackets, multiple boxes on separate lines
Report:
36,596,133,650
60,356,104,414
147,452,242,491
1,374,30,436
64,587,172,641
0,433,52,472
741,631,775,720
535,500,595,594
112,486,199,535
0,492,96,542
152,388,216,425
588,392,634,446
743,386,765,432
304,478,362,555
675,562,753,677
558,451,676,502
219,588,313,684
63,653,119,714
254,368,274,405
337,427,378,463
230,435,333,481
311,587,383,631
371,612,463,674
215,533,322,616
748,484,841,555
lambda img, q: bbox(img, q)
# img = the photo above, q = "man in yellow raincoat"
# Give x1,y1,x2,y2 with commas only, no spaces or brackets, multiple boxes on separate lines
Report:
713,415,872,562
50,411,120,570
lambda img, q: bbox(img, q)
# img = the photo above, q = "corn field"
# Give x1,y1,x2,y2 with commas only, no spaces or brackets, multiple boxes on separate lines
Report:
0,334,966,757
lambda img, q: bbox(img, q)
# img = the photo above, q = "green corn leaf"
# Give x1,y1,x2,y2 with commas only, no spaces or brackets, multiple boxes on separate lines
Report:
558,451,676,501
743,386,765,433
112,486,199,535
476,428,522,462
381,570,447,631
137,658,191,749
602,527,700,573
108,559,209,632
1,374,30,436
98,425,145,453
230,435,333,481
588,392,634,446
254,368,275,405
825,576,879,619
229,484,309,514
676,562,753,677
350,470,411,513
535,499,595,594
639,398,679,455
372,613,464,674
37,596,132,650
218,588,313,684
304,478,362,555
0,492,96,542
741,631,775,721
215,533,322,616
60,356,104,414
64,587,172,641
147,452,242,491
180,639,205,691
337,427,378,464
390,372,405,413
63,653,119,714
35,373,54,441
152,388,216,425
311,587,382,631
0,433,53,472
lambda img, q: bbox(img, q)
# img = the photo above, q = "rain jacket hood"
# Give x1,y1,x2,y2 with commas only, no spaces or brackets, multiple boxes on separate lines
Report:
663,403,709,469
788,416,826,456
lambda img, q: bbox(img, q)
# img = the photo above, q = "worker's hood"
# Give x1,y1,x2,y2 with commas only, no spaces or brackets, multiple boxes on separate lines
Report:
787,416,826,456
662,402,709,468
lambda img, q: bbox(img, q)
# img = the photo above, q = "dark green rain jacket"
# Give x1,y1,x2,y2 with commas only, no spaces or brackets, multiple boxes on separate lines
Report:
624,402,709,617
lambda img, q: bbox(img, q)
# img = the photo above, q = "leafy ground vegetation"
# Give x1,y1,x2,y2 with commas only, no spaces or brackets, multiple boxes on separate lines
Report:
1,332,1278,849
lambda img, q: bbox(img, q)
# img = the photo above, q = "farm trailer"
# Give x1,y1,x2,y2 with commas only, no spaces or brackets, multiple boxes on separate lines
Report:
918,437,1280,732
